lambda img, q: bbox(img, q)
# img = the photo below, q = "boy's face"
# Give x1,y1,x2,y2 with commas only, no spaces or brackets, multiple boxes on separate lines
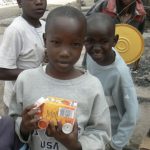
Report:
18,0,46,20
44,16,85,74
85,24,115,65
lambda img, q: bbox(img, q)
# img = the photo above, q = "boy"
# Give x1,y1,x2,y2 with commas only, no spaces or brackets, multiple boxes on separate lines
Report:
84,13,138,150
9,6,111,150
0,0,47,111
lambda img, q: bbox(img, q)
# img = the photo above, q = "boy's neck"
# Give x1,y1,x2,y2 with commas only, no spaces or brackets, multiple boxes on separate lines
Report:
22,15,41,28
46,64,83,80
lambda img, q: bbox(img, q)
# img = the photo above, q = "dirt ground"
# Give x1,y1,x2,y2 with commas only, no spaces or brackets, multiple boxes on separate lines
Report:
0,0,150,149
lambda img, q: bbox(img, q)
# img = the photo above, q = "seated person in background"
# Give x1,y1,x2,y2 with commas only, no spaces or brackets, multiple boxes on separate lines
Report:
84,13,139,150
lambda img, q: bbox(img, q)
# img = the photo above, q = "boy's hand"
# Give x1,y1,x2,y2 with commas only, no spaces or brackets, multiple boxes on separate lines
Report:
46,121,82,150
20,105,41,140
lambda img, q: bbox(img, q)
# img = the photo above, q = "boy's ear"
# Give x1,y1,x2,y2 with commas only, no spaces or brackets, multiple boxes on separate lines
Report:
113,34,119,47
43,33,46,48
17,0,22,8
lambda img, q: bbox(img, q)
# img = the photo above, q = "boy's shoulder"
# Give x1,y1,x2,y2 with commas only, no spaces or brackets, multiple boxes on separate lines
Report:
5,16,29,35
17,67,41,81
8,16,25,29
84,70,104,90
8,16,45,31
114,49,134,87
23,66,41,74
113,48,128,70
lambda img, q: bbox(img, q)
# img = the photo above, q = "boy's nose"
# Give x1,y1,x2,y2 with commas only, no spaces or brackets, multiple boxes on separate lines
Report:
93,43,101,49
35,0,42,4
60,48,70,57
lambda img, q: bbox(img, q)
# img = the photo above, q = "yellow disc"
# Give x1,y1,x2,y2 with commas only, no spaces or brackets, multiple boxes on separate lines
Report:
115,24,144,64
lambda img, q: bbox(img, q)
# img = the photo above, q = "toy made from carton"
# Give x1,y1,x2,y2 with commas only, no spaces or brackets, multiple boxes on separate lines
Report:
35,96,77,134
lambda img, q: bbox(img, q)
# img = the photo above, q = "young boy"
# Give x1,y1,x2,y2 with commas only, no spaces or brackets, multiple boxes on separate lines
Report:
0,0,47,111
84,13,138,150
9,6,111,150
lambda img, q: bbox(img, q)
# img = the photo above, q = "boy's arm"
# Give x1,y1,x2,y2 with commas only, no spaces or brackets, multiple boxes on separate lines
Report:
79,82,111,150
9,75,31,143
111,73,138,150
0,25,22,80
9,95,30,143
0,68,23,80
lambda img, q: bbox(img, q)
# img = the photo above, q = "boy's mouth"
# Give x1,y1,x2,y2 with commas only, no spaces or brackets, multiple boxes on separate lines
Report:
57,61,70,67
90,50,104,60
91,49,103,56
92,53,103,59
35,8,45,13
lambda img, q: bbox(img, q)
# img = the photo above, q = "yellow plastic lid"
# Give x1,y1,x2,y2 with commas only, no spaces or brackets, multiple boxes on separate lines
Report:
115,24,144,64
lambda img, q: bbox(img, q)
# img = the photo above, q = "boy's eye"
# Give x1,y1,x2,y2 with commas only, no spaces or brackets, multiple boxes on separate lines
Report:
85,38,94,44
101,40,108,44
50,40,60,45
72,42,82,48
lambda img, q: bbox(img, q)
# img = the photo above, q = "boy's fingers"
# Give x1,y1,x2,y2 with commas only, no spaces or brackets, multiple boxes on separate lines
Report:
73,120,78,131
72,120,79,135
46,121,56,136
22,104,36,115
57,121,62,133
49,121,56,134
28,108,40,115
30,115,41,123
26,108,40,120
30,118,39,129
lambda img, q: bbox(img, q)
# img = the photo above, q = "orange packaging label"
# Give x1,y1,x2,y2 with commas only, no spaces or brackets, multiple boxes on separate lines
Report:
35,96,77,134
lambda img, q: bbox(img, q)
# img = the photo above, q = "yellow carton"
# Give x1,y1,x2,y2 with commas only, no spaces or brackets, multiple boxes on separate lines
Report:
36,96,77,134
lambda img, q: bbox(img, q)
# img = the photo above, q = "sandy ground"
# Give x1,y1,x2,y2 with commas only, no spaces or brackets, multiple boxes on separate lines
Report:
0,0,150,148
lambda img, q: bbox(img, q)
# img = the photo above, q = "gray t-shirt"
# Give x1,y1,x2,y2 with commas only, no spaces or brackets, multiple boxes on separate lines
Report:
9,66,111,150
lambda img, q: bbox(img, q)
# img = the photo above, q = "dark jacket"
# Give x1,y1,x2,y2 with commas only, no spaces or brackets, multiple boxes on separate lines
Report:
86,0,146,33
0,116,22,150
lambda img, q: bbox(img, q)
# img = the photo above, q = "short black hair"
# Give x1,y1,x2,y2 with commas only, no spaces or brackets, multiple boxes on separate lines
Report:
87,13,115,35
45,6,86,33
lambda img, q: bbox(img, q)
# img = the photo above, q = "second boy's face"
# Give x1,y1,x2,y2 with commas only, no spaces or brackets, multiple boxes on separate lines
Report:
44,16,85,75
85,26,115,65
19,0,47,20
